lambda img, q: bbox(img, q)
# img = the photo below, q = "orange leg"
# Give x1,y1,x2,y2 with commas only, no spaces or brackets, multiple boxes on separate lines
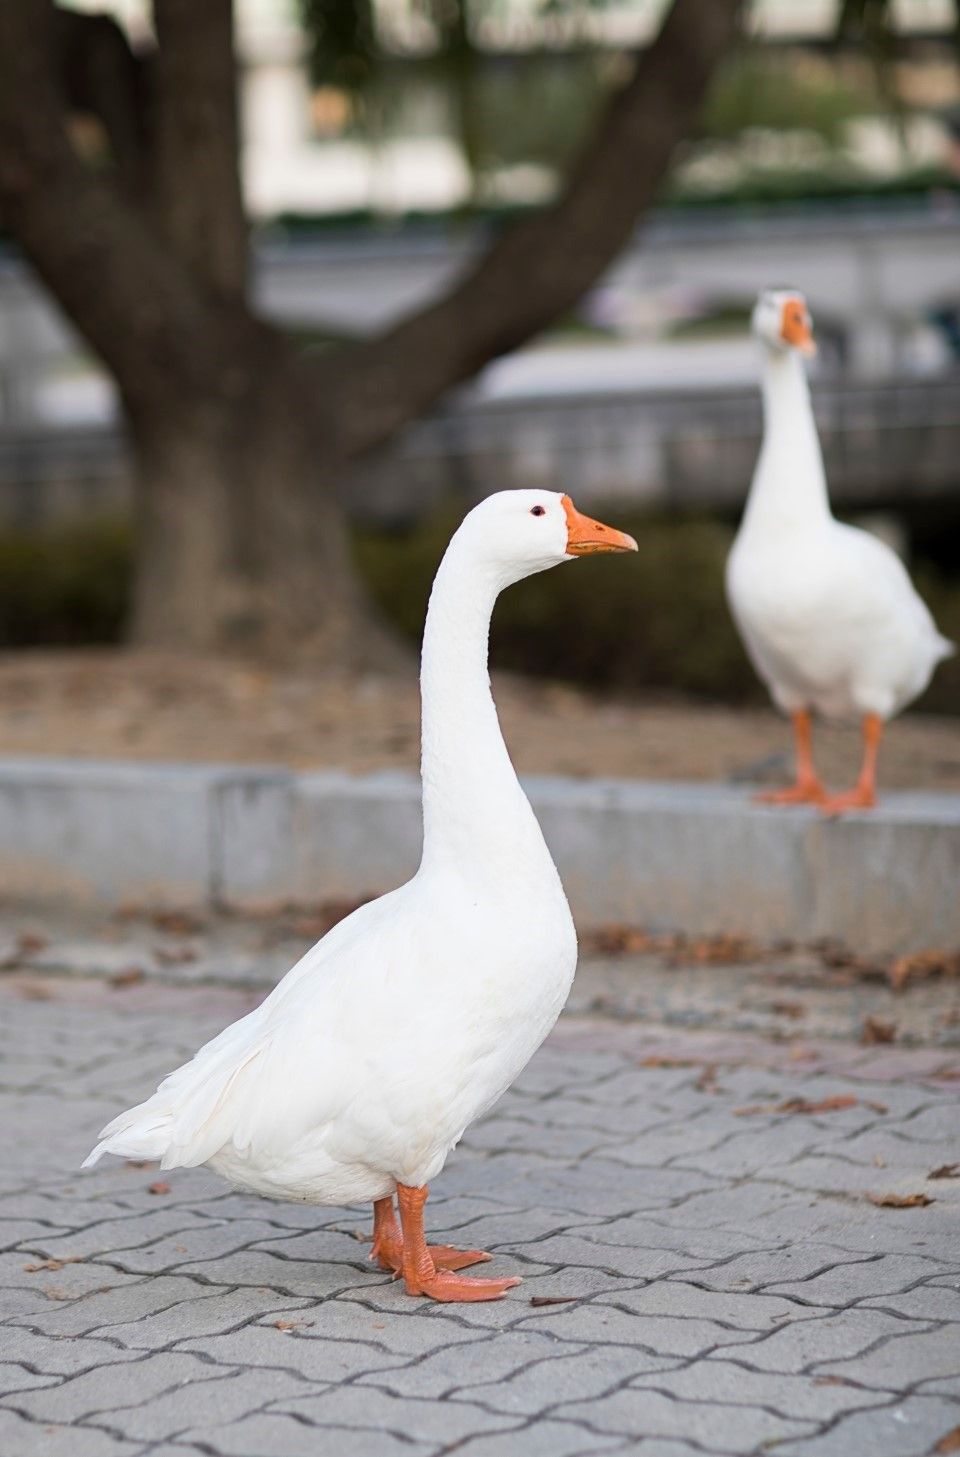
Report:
755,710,826,806
821,714,883,816
369,1194,491,1278
395,1184,520,1302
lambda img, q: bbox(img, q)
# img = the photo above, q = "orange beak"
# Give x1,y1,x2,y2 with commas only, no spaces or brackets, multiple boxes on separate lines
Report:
562,496,638,556
780,297,817,357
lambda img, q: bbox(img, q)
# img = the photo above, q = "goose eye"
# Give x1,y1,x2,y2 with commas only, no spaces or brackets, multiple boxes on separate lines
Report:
530,505,546,518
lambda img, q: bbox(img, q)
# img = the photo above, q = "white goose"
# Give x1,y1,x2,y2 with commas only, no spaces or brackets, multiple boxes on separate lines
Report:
84,490,637,1303
726,289,953,813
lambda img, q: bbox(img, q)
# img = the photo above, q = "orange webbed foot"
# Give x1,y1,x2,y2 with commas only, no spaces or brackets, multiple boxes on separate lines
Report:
404,1268,521,1303
372,1240,491,1277
425,1244,492,1273
370,1195,493,1280
820,785,877,817
394,1182,519,1303
754,779,827,807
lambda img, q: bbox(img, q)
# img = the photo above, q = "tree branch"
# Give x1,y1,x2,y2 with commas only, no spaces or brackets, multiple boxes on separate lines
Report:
319,0,743,459
153,0,247,300
52,7,153,202
0,0,250,415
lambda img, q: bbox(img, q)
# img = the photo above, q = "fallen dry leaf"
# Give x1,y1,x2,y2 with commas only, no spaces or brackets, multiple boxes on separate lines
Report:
818,943,887,981
109,967,144,989
929,1164,960,1180
151,909,206,937
529,1296,577,1307
23,1257,81,1273
583,925,661,956
147,1181,171,1196
666,935,761,967
154,946,198,967
866,1192,934,1209
769,1001,806,1020
864,1100,889,1115
734,1095,858,1118
582,926,763,966
888,949,960,992
274,1319,314,1332
16,931,48,956
860,1016,896,1045
932,1426,960,1454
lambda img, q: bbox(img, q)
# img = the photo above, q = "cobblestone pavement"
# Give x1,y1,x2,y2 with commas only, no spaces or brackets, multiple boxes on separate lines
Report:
6,905,960,1047
2,965,960,1457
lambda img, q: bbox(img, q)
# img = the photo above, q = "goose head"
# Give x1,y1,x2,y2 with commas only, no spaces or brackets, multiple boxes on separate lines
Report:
752,288,816,357
453,490,638,590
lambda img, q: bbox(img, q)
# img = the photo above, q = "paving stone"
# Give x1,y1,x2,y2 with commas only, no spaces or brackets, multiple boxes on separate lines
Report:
556,1385,813,1450
35,1212,259,1269
764,1253,943,1307
519,1300,755,1356
0,1408,145,1457
176,1325,429,1382
629,1359,888,1422
4,1351,220,1425
822,1327,960,1387
775,1393,960,1456
866,1282,960,1322
7,1273,218,1339
452,1344,680,1416
94,1366,308,1442
276,1384,516,1443
93,1287,314,1350
0,1364,60,1396
3,967,960,1457
177,1247,370,1298
0,1330,142,1377
359,1331,586,1400
576,1215,764,1263
597,1279,815,1330
716,1307,930,1374
201,1410,435,1456
0,1219,73,1250
451,1417,627,1456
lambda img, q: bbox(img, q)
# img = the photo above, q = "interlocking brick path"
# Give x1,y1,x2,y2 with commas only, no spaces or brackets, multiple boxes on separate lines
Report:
2,972,959,1456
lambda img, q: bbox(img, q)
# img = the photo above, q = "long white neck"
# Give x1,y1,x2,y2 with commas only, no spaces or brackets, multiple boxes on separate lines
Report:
743,346,832,534
418,541,541,875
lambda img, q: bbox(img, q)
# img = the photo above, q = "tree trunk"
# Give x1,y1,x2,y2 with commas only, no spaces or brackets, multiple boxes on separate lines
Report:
129,359,400,664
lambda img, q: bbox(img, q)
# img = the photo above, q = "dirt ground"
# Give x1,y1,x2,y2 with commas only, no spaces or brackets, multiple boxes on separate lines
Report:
1,649,959,792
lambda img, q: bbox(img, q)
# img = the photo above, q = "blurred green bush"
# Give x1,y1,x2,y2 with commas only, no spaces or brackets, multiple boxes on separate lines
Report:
354,506,759,701
0,509,957,713
0,519,131,646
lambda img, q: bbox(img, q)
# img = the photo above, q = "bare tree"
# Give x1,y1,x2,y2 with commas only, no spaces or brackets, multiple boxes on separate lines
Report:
0,0,742,662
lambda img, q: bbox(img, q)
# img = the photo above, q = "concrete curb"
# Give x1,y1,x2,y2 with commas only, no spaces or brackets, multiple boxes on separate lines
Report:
1,757,957,953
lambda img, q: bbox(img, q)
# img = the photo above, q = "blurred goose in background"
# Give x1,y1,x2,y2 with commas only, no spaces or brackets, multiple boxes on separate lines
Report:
726,288,953,814
84,490,637,1303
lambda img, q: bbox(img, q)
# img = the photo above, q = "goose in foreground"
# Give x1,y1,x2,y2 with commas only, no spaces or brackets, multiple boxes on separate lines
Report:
726,289,953,814
84,490,637,1302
